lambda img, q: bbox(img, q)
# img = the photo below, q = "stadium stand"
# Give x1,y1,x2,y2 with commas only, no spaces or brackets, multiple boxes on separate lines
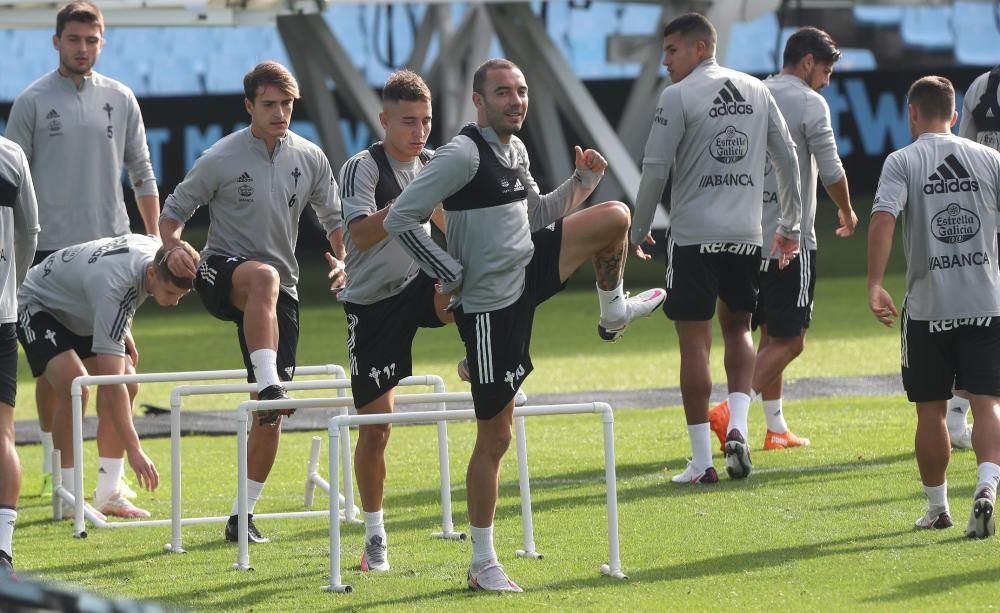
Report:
953,1,1000,65
899,5,954,50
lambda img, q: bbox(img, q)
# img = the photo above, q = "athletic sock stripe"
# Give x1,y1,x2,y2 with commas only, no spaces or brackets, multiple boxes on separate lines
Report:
399,230,456,282
945,154,970,178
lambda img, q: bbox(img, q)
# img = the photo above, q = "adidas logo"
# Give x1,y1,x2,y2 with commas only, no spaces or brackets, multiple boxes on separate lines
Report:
923,154,979,194
237,172,253,183
709,80,753,118
46,109,60,119
513,178,524,191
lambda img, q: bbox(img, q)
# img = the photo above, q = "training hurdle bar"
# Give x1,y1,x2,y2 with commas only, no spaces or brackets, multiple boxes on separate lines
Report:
162,374,462,554
61,364,345,538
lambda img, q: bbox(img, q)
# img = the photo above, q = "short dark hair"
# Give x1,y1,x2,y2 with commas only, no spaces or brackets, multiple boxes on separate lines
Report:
243,61,300,103
782,27,841,67
383,70,431,103
472,58,520,96
56,1,103,38
153,248,194,290
907,76,955,121
663,13,717,50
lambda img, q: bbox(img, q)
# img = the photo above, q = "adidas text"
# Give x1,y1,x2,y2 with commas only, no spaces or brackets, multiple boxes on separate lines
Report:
709,102,753,118
923,178,980,194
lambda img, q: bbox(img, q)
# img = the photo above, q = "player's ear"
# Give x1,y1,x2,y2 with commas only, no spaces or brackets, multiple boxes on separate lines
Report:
472,92,484,110
950,109,958,128
52,34,59,50
379,110,388,131
244,97,253,117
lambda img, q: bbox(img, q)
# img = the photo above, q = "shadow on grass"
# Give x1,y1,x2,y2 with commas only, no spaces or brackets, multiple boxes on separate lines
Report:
866,558,1000,604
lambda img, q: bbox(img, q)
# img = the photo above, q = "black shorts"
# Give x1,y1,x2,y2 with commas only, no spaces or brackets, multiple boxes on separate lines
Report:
664,235,761,321
0,323,17,407
454,221,566,420
901,312,1000,402
343,272,446,408
194,255,299,384
752,250,817,337
16,308,95,378
31,249,56,267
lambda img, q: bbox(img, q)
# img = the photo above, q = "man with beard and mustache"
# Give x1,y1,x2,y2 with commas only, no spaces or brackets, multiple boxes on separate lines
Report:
5,0,159,512
385,58,664,592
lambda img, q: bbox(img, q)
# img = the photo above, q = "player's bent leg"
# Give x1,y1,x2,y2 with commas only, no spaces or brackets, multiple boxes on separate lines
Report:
229,261,281,353
717,301,755,478
224,415,281,544
356,390,394,573
559,202,664,342
673,320,718,482
0,401,19,574
43,351,90,475
466,400,521,592
912,400,954,529
35,378,56,497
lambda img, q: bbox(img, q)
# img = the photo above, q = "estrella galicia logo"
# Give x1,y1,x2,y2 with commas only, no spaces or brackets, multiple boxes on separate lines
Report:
923,154,979,195
709,80,753,118
710,126,749,164
931,202,981,244
237,172,254,199
764,151,773,176
60,245,83,262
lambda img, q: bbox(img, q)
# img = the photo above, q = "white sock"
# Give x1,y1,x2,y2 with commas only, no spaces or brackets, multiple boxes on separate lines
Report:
364,509,386,542
947,396,971,433
977,462,1000,494
96,457,124,500
231,479,266,515
40,432,53,474
923,482,949,513
0,508,16,559
470,524,496,566
60,467,75,491
597,281,627,324
763,399,789,433
249,349,281,392
688,423,713,470
726,392,752,440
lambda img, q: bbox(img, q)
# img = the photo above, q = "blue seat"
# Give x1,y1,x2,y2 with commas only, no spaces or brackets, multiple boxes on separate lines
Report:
725,12,779,74
853,6,903,27
900,6,954,50
836,48,877,71
954,1,1000,65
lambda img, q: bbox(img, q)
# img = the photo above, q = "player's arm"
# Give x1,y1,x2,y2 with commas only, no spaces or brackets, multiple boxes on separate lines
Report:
806,96,856,237
4,95,35,162
341,156,388,251
13,145,39,285
384,140,472,293
867,153,908,327
766,92,803,267
123,92,160,237
523,143,605,230
92,353,158,491
958,78,980,140
631,86,685,258
159,152,218,277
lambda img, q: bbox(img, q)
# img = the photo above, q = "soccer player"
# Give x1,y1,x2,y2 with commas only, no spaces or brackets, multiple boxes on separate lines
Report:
5,0,160,497
631,13,802,483
868,76,1000,535
946,64,1000,449
385,58,665,592
159,61,343,544
16,234,194,519
708,27,857,452
0,136,40,575
338,70,452,572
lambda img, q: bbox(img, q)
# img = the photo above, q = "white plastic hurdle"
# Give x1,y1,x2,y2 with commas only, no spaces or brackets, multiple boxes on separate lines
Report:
324,402,627,593
163,374,463,554
60,364,345,538
229,393,627,589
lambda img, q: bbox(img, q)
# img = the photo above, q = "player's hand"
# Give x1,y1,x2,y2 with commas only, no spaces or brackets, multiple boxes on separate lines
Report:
868,284,898,327
126,446,159,492
630,232,655,261
325,252,346,293
457,357,471,383
124,332,139,368
770,234,799,270
575,146,608,174
836,208,859,238
164,242,199,279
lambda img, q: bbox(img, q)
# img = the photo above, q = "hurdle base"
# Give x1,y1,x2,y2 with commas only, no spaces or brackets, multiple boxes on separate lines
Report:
515,549,543,560
600,563,628,580
74,530,88,539
431,530,466,541
323,584,352,593
163,544,187,554
233,562,255,572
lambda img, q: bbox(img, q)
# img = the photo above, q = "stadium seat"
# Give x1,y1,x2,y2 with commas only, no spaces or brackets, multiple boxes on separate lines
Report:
149,57,204,96
852,5,903,27
953,1,1000,66
900,6,954,50
725,12,780,74
836,47,877,71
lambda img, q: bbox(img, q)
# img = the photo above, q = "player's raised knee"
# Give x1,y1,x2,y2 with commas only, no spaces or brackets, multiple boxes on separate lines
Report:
597,200,631,233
